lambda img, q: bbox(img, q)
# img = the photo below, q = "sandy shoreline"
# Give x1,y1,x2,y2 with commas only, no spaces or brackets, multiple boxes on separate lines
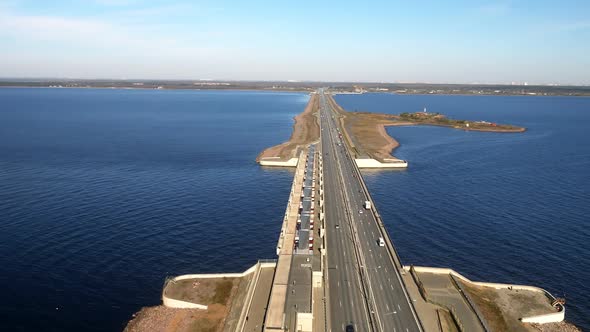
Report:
255,92,525,164
256,94,320,162
323,94,525,162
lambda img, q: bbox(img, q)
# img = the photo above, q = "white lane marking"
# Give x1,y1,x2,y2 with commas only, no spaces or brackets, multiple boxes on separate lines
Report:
398,304,401,310
339,300,342,307
390,284,394,290
386,304,389,311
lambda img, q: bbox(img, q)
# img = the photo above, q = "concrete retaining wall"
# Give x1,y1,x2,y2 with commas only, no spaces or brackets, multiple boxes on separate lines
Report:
355,158,408,168
405,266,565,324
260,157,299,167
405,266,554,294
521,311,565,324
173,262,260,281
162,261,276,310
163,297,209,309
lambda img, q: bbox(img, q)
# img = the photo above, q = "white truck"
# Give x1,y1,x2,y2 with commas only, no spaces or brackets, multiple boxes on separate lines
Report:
379,237,385,247
364,201,371,210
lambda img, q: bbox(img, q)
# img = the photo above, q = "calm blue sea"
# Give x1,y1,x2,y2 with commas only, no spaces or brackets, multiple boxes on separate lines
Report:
0,88,308,331
336,93,590,330
0,89,588,331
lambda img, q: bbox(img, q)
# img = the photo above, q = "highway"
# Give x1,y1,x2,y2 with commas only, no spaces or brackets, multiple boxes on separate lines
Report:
319,90,422,332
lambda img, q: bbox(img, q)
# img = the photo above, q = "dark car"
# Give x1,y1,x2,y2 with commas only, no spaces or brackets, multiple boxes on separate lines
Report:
346,324,355,332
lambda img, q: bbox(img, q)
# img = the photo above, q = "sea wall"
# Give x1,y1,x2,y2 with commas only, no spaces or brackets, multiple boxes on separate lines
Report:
355,158,408,168
259,157,299,167
521,311,566,324
405,266,565,324
162,261,276,309
162,297,208,309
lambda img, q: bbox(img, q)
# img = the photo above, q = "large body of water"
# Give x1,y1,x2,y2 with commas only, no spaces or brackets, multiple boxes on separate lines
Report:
0,88,307,331
0,89,588,331
336,93,590,329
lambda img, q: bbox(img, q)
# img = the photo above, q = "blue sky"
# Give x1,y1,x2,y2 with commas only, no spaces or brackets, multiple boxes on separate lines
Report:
0,0,589,84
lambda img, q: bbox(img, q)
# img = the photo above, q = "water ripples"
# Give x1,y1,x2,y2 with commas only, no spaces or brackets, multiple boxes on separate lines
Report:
343,94,590,329
0,88,308,331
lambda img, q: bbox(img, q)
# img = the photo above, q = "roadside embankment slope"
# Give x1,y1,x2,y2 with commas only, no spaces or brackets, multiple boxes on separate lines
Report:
256,94,320,163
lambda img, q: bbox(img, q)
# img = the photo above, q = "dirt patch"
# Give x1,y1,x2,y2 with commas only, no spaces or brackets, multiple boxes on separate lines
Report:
529,322,582,332
341,112,411,161
222,273,255,332
125,277,242,332
211,279,234,304
164,277,237,306
124,304,229,332
460,282,511,332
459,280,564,332
256,94,320,162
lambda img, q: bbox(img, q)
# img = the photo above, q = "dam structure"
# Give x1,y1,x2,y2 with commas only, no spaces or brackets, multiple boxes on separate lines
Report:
159,89,566,332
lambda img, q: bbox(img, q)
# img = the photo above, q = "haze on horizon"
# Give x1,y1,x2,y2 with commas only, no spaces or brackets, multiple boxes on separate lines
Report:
1,0,589,85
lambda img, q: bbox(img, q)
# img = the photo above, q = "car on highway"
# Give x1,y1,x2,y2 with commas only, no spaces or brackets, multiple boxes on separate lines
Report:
335,224,340,229
345,324,355,332
358,209,363,214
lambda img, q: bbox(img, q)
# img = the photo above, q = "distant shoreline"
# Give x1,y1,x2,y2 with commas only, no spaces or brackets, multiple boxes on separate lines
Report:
334,91,590,98
1,80,589,96
0,85,313,93
2,85,590,98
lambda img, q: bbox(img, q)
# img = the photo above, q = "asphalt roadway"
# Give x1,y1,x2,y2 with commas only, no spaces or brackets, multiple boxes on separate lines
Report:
319,90,422,332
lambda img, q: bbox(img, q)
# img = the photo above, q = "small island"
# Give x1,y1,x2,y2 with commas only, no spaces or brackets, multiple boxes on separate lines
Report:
257,93,526,167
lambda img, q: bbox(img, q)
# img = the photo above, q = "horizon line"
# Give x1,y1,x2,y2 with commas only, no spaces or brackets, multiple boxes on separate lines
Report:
0,77,588,87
